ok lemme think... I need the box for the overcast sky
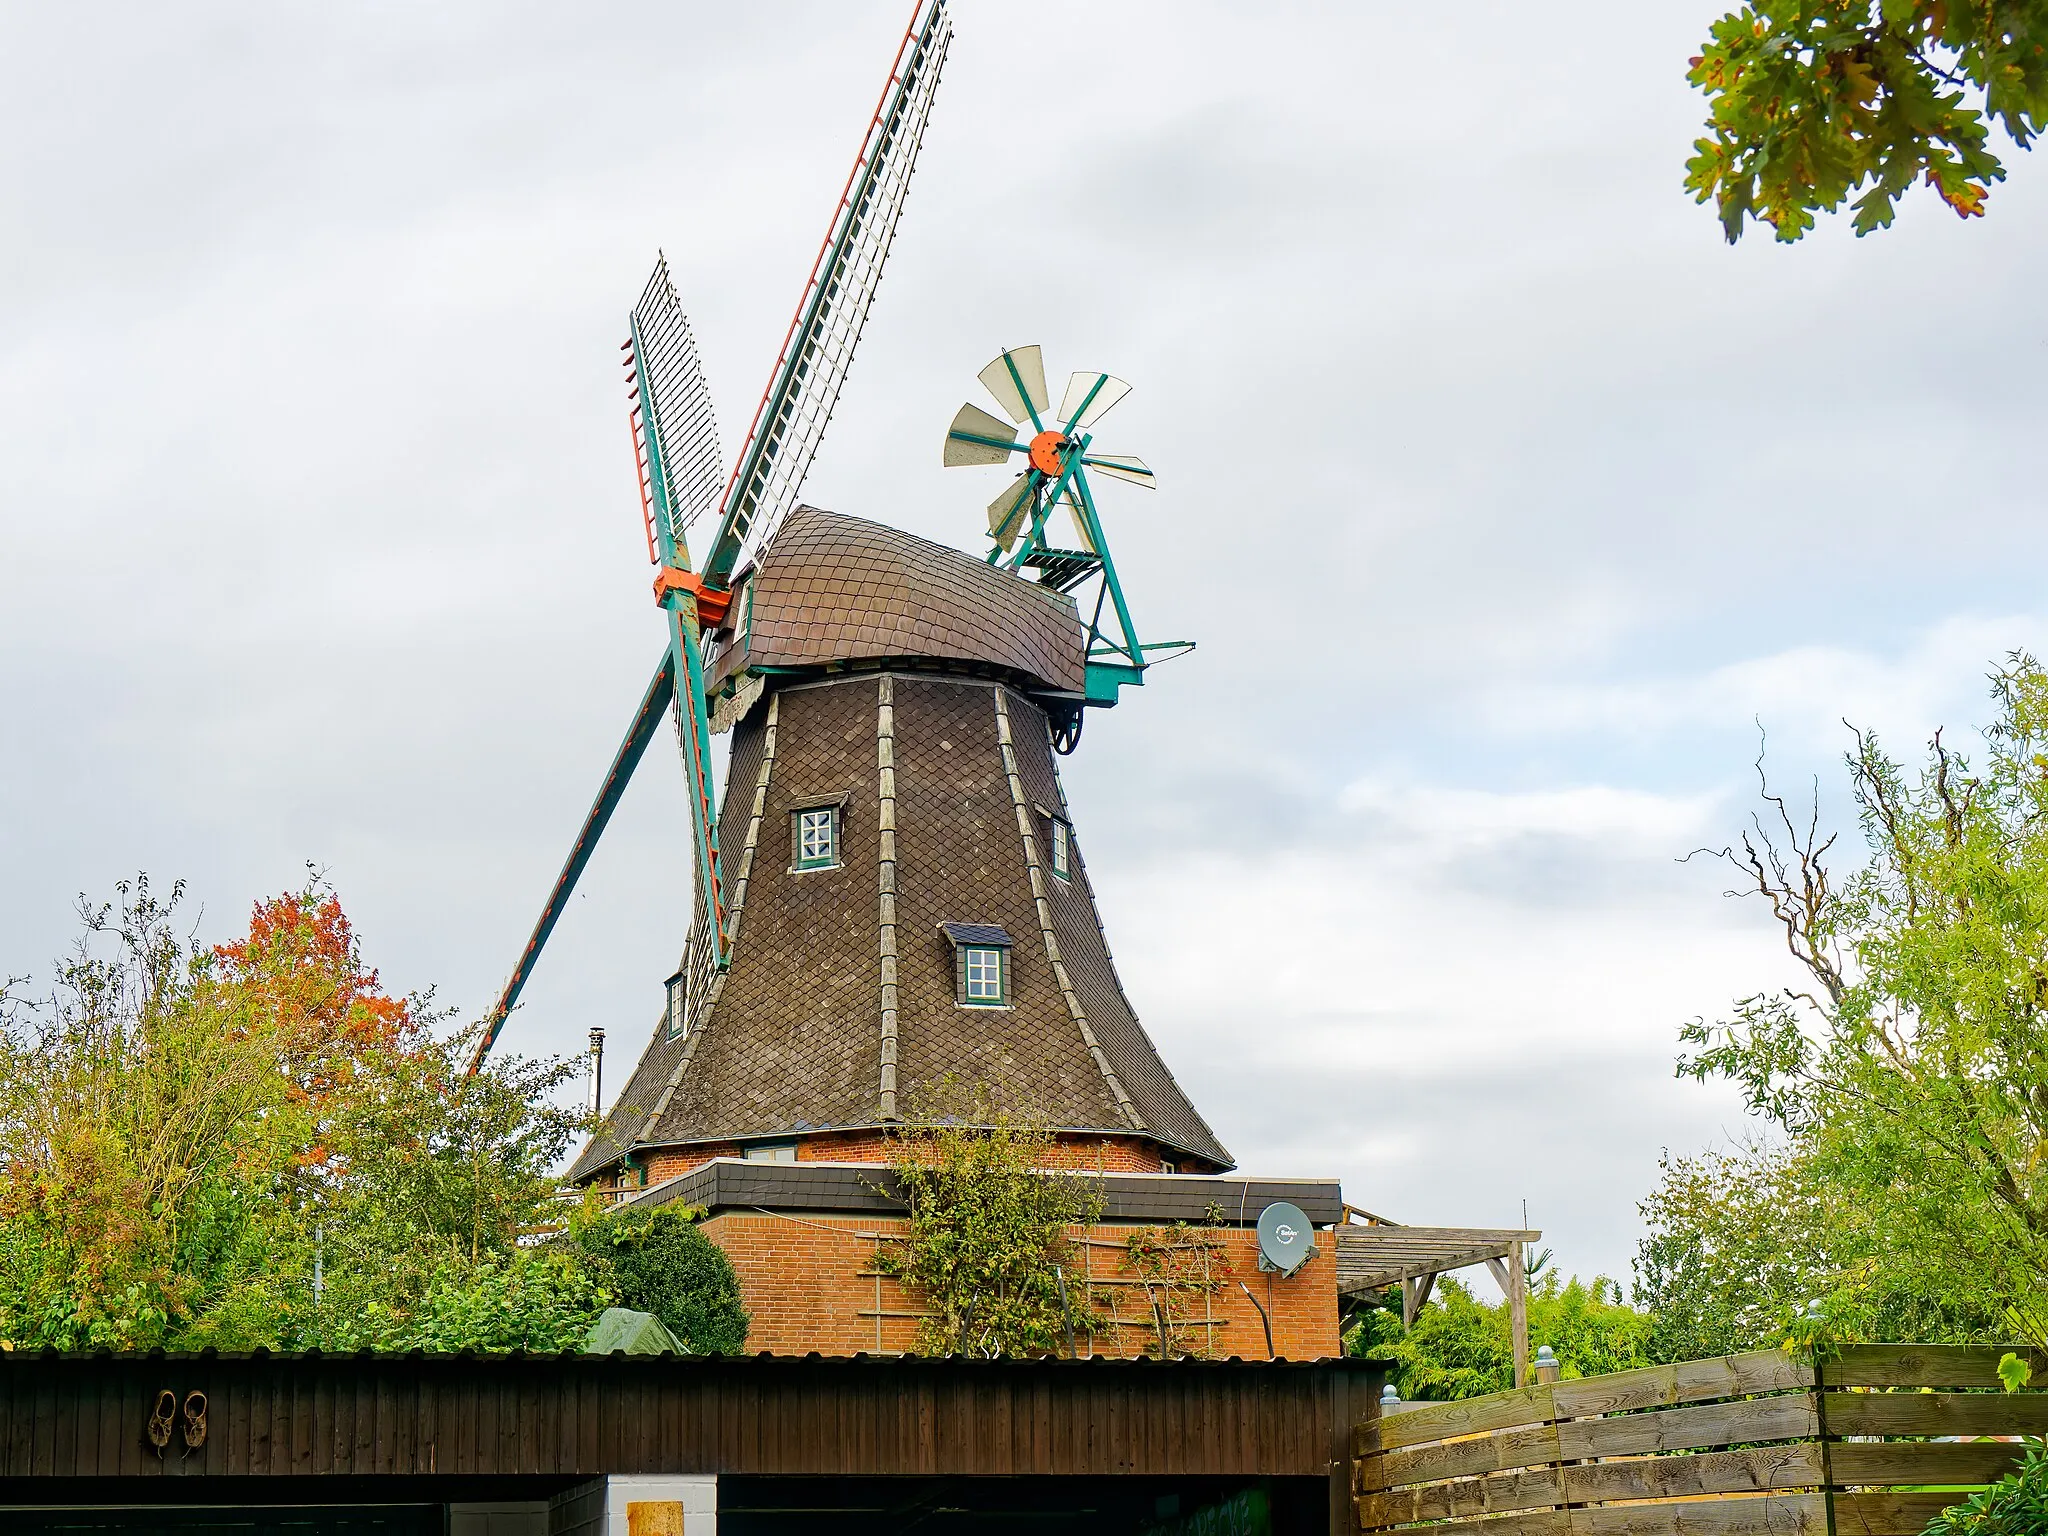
[5,1,2046,1286]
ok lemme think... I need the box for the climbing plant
[876,1097,1101,1358]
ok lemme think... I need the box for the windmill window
[942,923,1013,1007]
[962,947,1007,1005]
[793,805,840,871]
[665,968,688,1041]
[742,1141,797,1163]
[1048,816,1072,881]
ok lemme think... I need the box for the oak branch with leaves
[1687,1,2048,240]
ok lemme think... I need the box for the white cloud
[1484,615,2048,756]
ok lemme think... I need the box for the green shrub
[1925,1439,2048,1535]
[370,1247,611,1353]
[576,1204,748,1356]
[1347,1273,1652,1401]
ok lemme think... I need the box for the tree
[1634,1143,1999,1361]
[0,875,593,1352]
[875,1096,1101,1358]
[575,1203,749,1355]
[1347,1272,1651,1400]
[1678,655,2048,1344]
[1686,2,2048,242]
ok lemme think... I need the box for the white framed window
[665,969,687,1041]
[793,805,840,870]
[742,1141,797,1163]
[1049,816,1072,881]
[962,945,1007,1006]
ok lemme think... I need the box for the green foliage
[0,875,595,1353]
[1634,1144,1999,1363]
[366,1248,611,1354]
[1676,656,2048,1349]
[1346,1272,1652,1401]
[574,1203,749,1356]
[1117,1223,1234,1359]
[876,1095,1102,1358]
[1685,1,2048,241]
[1925,1439,2048,1535]
[2001,1351,2035,1392]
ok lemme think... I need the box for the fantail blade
[1081,454,1155,488]
[1059,372,1131,431]
[944,402,1019,467]
[977,345,1050,425]
[987,474,1033,551]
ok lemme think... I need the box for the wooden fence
[1353,1343,2048,1536]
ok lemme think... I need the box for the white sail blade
[1058,371,1131,431]
[630,254,725,549]
[1083,454,1156,488]
[977,345,1050,426]
[705,0,953,581]
[943,401,1018,467]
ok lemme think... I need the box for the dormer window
[1049,816,1072,881]
[941,923,1013,1008]
[792,802,841,871]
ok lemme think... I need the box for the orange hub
[1028,430,1067,477]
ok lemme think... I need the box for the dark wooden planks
[0,1352,1371,1482]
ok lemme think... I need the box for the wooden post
[1508,1242,1529,1389]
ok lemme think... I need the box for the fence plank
[1356,1501,1568,1536]
[1564,1441,1824,1503]
[1359,1421,1563,1491]
[1827,1390,2048,1438]
[1823,1343,2048,1389]
[1356,1465,1564,1524]
[1359,1383,1557,1452]
[1552,1350,1809,1418]
[1571,1494,1828,1536]
[1830,1438,2027,1486]
[1832,1492,1971,1536]
[1558,1393,1818,1458]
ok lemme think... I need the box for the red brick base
[636,1132,1198,1187]
[700,1210,1339,1361]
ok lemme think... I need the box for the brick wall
[637,1132,1183,1187]
[701,1211,1339,1361]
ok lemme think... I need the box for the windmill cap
[706,506,1087,698]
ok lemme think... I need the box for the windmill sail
[630,256,725,552]
[704,0,953,584]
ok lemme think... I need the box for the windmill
[942,346,1190,750]
[467,0,952,1073]
[472,0,1228,1201]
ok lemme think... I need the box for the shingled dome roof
[707,505,1088,694]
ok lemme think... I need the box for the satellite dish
[1256,1201,1315,1276]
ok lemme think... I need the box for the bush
[1347,1272,1652,1401]
[368,1247,611,1354]
[1925,1439,2048,1535]
[576,1204,748,1355]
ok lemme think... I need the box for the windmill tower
[477,1,1231,1187]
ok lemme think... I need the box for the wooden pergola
[1333,1207,1543,1386]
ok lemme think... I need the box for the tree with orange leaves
[0,875,590,1351]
